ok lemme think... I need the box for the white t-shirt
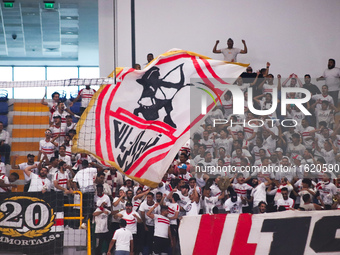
[72,167,97,192]
[154,214,170,239]
[232,183,253,207]
[139,201,157,226]
[94,208,110,233]
[95,194,111,208]
[317,181,337,205]
[113,228,133,252]
[183,201,200,216]
[224,197,242,213]
[120,210,141,234]
[203,196,219,214]
[19,162,40,183]
[251,182,267,207]
[312,94,334,108]
[323,67,340,91]
[28,173,51,192]
[59,155,72,167]
[0,175,9,192]
[276,198,294,210]
[221,47,241,62]
[112,197,126,223]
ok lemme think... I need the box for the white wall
[99,0,340,80]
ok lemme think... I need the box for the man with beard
[317,59,340,105]
[24,164,51,192]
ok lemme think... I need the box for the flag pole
[113,0,117,84]
[131,0,136,68]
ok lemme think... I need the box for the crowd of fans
[1,39,340,255]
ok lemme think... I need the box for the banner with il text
[73,49,247,187]
[0,192,64,254]
[179,211,340,255]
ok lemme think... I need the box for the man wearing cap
[120,177,138,194]
[213,38,247,62]
[178,164,192,183]
[38,129,58,161]
[224,191,243,214]
[12,154,40,192]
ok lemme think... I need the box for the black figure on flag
[133,64,187,128]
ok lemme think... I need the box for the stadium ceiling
[0,0,98,65]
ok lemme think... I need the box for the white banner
[179,211,340,255]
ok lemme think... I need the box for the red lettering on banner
[193,214,226,255]
[230,214,257,255]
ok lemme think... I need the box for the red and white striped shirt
[154,214,170,238]
[120,210,140,234]
[79,88,96,108]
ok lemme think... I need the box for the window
[0,66,13,99]
[13,67,45,99]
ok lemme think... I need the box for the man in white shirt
[224,192,243,214]
[0,172,18,192]
[115,202,142,254]
[72,160,99,228]
[317,58,340,105]
[24,164,51,193]
[147,204,173,255]
[276,187,294,210]
[12,153,40,191]
[69,85,96,115]
[93,195,111,255]
[107,219,133,255]
[0,121,10,165]
[139,192,158,254]
[316,172,337,210]
[38,129,58,161]
[250,177,271,213]
[212,38,248,62]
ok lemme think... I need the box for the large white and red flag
[72,49,247,187]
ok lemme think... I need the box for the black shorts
[153,236,170,254]
[170,224,178,239]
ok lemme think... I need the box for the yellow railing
[63,190,84,227]
[63,191,92,254]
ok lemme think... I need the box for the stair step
[13,115,49,125]
[12,129,46,138]
[12,142,39,152]
[13,102,49,112]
